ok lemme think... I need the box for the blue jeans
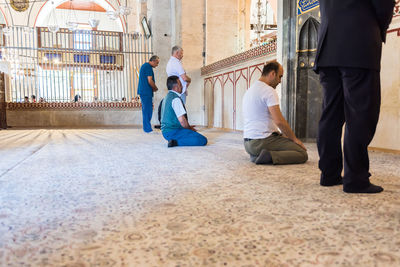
[180,92,186,104]
[162,128,207,146]
[140,95,153,133]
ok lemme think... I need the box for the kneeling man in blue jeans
[161,76,207,147]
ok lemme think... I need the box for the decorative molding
[394,0,400,17]
[201,40,277,76]
[249,63,264,84]
[369,147,400,155]
[10,0,29,12]
[7,102,141,110]
[387,27,400,36]
[297,1,400,17]
[297,0,319,15]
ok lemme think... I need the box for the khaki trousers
[244,133,308,165]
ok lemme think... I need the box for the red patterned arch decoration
[388,0,400,36]
[394,0,400,18]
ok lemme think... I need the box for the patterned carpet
[0,128,399,266]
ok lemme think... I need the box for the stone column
[0,72,7,129]
[279,0,323,140]
[150,0,173,124]
[278,0,297,123]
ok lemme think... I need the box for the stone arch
[295,17,321,140]
[0,6,8,25]
[34,0,124,32]
[298,17,319,52]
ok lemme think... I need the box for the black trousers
[317,67,381,191]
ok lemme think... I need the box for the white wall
[370,16,400,151]
[202,51,277,130]
[0,0,128,28]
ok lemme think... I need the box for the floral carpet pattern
[0,128,399,266]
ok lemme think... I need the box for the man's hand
[148,76,158,92]
[293,138,307,151]
[181,73,191,83]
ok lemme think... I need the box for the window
[74,30,93,50]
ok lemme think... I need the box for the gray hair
[149,55,159,62]
[171,45,182,55]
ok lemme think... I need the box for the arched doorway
[34,0,124,32]
[295,17,321,140]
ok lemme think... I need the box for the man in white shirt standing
[166,46,191,104]
[243,61,308,164]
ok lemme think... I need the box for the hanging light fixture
[106,10,119,20]
[47,1,60,34]
[106,4,132,22]
[119,6,132,16]
[254,0,266,45]
[48,25,60,34]
[88,18,100,28]
[66,0,78,31]
[249,0,277,47]
[66,21,78,31]
[88,1,100,29]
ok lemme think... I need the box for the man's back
[161,91,185,133]
[166,57,187,93]
[138,62,154,96]
[316,0,394,71]
[242,80,279,139]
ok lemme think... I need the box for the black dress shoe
[168,140,178,147]
[343,183,384,194]
[320,177,343,187]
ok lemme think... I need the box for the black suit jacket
[315,0,395,72]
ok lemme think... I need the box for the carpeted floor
[0,128,399,266]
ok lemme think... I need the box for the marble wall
[370,16,400,151]
[7,109,142,127]
[150,0,256,126]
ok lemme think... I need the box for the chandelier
[88,18,100,28]
[254,0,267,44]
[251,0,276,47]
[65,0,78,31]
[107,5,132,20]
[88,1,100,29]
[47,1,59,33]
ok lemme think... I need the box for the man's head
[171,45,183,60]
[167,75,183,93]
[261,61,284,89]
[149,55,160,68]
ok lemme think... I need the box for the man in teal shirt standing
[138,55,159,133]
[161,76,207,147]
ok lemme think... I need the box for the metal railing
[1,26,152,103]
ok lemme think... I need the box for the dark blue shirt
[137,62,155,96]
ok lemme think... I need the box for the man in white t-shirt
[243,61,308,165]
[160,76,207,147]
[166,46,191,104]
